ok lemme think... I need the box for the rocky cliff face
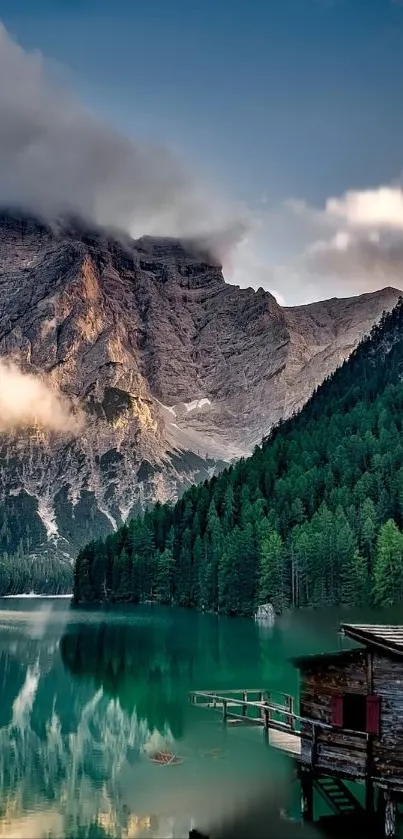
[0,212,399,566]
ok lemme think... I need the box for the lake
[0,599,402,839]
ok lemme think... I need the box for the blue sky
[1,0,403,303]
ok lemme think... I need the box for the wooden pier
[189,623,403,838]
[189,688,301,756]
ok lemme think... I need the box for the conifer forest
[74,300,403,616]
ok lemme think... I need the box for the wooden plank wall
[372,653,403,780]
[299,650,367,774]
[300,650,367,718]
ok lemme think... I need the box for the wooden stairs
[315,776,364,817]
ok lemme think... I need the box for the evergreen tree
[373,519,403,607]
[258,528,285,614]
[155,548,173,604]
[73,299,403,615]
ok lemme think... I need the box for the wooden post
[310,725,318,769]
[300,770,313,822]
[286,694,294,731]
[378,787,385,828]
[366,651,375,817]
[222,700,227,723]
[366,778,374,815]
[242,691,247,717]
[366,732,373,811]
[383,789,397,839]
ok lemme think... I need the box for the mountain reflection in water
[0,599,395,838]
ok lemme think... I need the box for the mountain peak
[0,210,399,573]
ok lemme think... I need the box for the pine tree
[343,549,369,607]
[177,527,192,606]
[218,529,240,614]
[237,523,258,615]
[192,535,204,605]
[359,498,377,563]
[333,506,357,603]
[200,502,222,611]
[258,528,285,614]
[222,484,235,532]
[373,519,403,607]
[155,548,173,604]
[116,549,133,601]
[91,542,107,600]
[76,547,92,602]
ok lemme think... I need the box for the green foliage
[0,551,72,596]
[373,519,403,607]
[74,298,403,614]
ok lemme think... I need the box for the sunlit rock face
[0,211,399,568]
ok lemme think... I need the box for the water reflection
[60,620,188,739]
[0,599,388,838]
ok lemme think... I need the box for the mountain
[0,211,399,582]
[73,300,403,614]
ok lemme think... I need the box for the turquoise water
[0,598,400,838]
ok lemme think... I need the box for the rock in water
[255,603,276,624]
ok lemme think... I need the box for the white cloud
[223,227,286,305]
[281,184,403,299]
[307,230,352,255]
[325,186,403,230]
[1,22,401,306]
[0,360,83,435]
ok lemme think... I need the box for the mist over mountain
[0,211,398,586]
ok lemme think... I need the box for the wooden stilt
[242,691,247,717]
[377,787,385,834]
[384,789,397,839]
[366,778,374,814]
[300,771,313,823]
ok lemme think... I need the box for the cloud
[325,186,403,230]
[305,231,403,284]
[223,218,286,305]
[282,184,403,298]
[0,360,84,435]
[0,23,245,250]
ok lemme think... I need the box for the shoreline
[2,593,73,599]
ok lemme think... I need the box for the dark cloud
[0,24,244,247]
[305,232,403,287]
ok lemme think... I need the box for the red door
[331,694,343,727]
[366,695,381,736]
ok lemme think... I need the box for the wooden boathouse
[189,623,403,838]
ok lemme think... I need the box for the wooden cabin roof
[341,624,403,656]
[290,648,360,668]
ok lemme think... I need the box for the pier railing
[189,690,386,833]
[189,689,370,764]
[189,688,297,734]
